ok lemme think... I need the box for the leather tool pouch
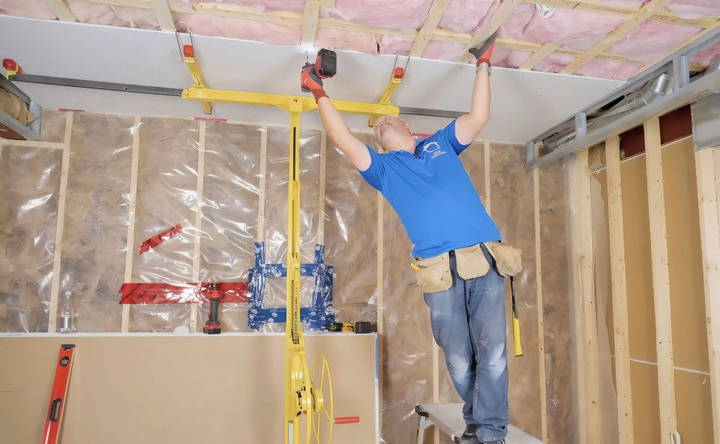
[411,253,452,293]
[486,242,523,277]
[454,243,490,280]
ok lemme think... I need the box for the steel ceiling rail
[525,26,720,168]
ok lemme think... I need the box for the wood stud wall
[49,0,720,76]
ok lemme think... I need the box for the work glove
[468,31,497,67]
[300,64,328,102]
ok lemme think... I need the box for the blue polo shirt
[359,120,500,258]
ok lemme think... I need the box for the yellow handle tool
[510,277,523,357]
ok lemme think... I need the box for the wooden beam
[519,43,559,70]
[695,147,720,444]
[320,0,335,8]
[458,0,521,62]
[532,155,549,442]
[45,0,77,22]
[48,112,74,333]
[605,136,635,444]
[301,0,321,46]
[190,120,207,333]
[151,0,176,31]
[121,116,141,333]
[257,127,268,243]
[0,140,65,149]
[410,0,450,57]
[568,149,600,444]
[317,131,327,244]
[561,0,672,74]
[643,116,678,443]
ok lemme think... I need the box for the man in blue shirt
[302,38,507,444]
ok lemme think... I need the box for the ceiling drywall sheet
[0,15,624,143]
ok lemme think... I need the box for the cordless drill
[203,282,222,335]
[300,49,337,101]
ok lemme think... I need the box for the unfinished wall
[0,109,572,443]
[593,138,713,443]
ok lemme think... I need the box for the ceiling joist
[410,0,451,57]
[459,0,522,62]
[151,0,176,32]
[519,43,560,70]
[301,0,322,45]
[45,0,77,22]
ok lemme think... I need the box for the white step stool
[415,403,542,443]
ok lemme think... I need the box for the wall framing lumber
[0,140,65,149]
[317,131,327,245]
[410,0,450,57]
[568,149,600,444]
[121,116,142,333]
[695,147,720,444]
[257,127,268,243]
[605,135,635,444]
[47,112,74,333]
[45,0,77,22]
[189,120,207,333]
[643,116,678,443]
[151,0,176,32]
[532,156,549,442]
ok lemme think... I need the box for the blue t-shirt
[359,120,500,258]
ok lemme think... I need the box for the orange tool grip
[335,416,360,424]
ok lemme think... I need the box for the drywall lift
[525,26,720,168]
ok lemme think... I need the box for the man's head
[374,115,415,153]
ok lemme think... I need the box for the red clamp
[138,224,182,255]
[2,58,22,74]
[182,44,194,58]
[393,67,405,80]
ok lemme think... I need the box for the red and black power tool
[301,48,337,92]
[203,282,222,335]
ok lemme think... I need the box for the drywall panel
[662,137,709,372]
[0,333,377,444]
[0,16,624,143]
[620,155,657,362]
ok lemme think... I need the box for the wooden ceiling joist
[45,0,77,22]
[458,0,522,62]
[302,0,322,45]
[518,43,559,70]
[560,0,673,74]
[152,0,176,32]
[410,0,451,57]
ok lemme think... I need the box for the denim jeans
[423,245,508,442]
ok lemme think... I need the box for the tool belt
[411,242,522,294]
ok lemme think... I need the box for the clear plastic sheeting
[59,113,135,332]
[0,145,62,332]
[200,122,262,332]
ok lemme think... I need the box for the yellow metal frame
[180,53,400,444]
[368,73,404,127]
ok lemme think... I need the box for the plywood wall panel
[630,361,661,444]
[675,369,713,443]
[620,156,658,362]
[662,138,709,372]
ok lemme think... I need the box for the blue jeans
[423,245,508,442]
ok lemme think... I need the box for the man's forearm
[469,64,490,125]
[317,97,353,145]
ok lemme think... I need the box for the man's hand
[300,64,328,102]
[468,32,497,67]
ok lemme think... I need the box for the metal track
[525,26,720,168]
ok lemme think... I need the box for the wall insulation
[0,109,573,443]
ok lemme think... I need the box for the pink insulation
[610,21,701,64]
[316,28,378,54]
[66,1,160,30]
[0,0,57,19]
[184,14,301,45]
[217,0,306,12]
[666,0,720,19]
[328,0,433,30]
[503,6,626,51]
[692,40,720,66]
[438,0,498,34]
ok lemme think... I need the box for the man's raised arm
[456,34,495,145]
[301,65,371,171]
